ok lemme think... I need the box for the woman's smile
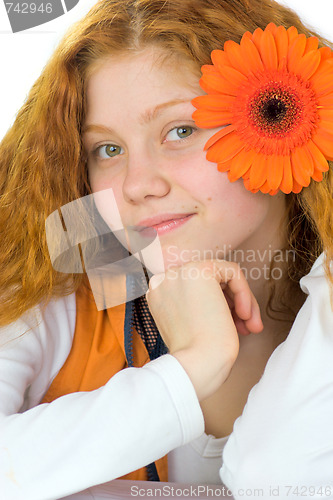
[135,213,196,237]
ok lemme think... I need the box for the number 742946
[5,3,53,14]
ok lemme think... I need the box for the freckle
[194,206,198,208]
[207,197,212,201]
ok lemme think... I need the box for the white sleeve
[220,253,333,498]
[0,300,204,500]
[168,432,227,484]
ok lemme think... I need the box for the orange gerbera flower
[192,23,333,195]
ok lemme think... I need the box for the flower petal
[317,120,333,136]
[251,28,264,52]
[305,36,319,54]
[312,129,333,160]
[259,180,272,194]
[293,50,321,80]
[217,160,231,172]
[217,160,233,173]
[201,64,218,74]
[249,154,268,189]
[292,179,303,194]
[240,35,264,74]
[243,177,259,193]
[265,23,278,36]
[204,125,235,150]
[228,167,252,184]
[267,154,284,190]
[310,57,333,76]
[306,139,330,173]
[290,148,312,186]
[318,111,333,130]
[310,49,333,81]
[319,47,333,63]
[224,40,249,75]
[274,25,289,65]
[192,109,233,127]
[310,66,333,96]
[287,26,298,44]
[192,94,235,111]
[220,66,247,88]
[242,31,253,41]
[311,57,333,80]
[311,169,323,182]
[288,34,307,73]
[318,95,333,107]
[259,29,278,70]
[228,148,257,181]
[211,50,230,73]
[206,133,244,163]
[200,73,237,96]
[279,155,293,194]
[296,145,314,175]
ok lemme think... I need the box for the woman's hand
[146,260,263,401]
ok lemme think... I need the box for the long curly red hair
[0,0,332,327]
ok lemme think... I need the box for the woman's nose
[122,154,171,203]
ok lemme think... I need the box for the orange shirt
[42,281,168,481]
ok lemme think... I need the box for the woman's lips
[137,214,195,237]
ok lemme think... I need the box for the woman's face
[84,48,286,270]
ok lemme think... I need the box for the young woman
[0,0,332,499]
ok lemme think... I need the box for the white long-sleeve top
[0,253,332,500]
[0,298,205,499]
[220,252,333,497]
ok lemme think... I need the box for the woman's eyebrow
[83,98,192,134]
[83,124,116,135]
[139,98,192,125]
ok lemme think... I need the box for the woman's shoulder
[299,251,332,292]
[268,251,333,366]
[221,252,333,489]
[0,293,77,411]
[0,292,76,348]
[298,251,333,324]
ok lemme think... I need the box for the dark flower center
[248,83,303,137]
[262,97,287,122]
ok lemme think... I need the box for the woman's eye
[95,144,124,159]
[165,126,195,142]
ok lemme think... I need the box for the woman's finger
[224,286,263,335]
[211,260,263,332]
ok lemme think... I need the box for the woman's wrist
[172,343,238,401]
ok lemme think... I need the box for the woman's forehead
[85,46,201,89]
[84,49,203,121]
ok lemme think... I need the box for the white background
[0,0,332,140]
